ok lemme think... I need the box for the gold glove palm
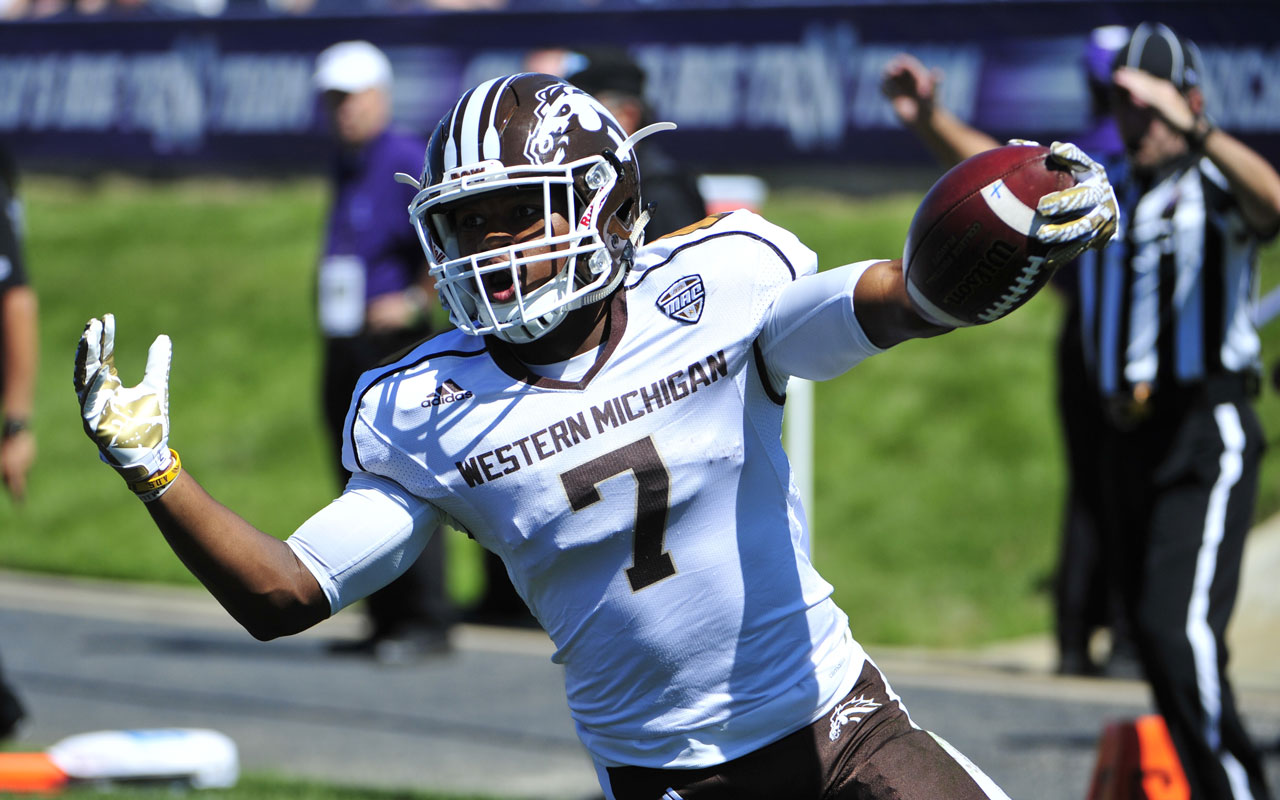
[74,314,173,484]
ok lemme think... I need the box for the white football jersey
[331,210,868,768]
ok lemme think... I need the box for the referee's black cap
[1113,22,1206,91]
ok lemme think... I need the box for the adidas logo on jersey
[421,379,473,407]
[657,275,705,324]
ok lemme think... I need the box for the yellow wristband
[128,449,182,501]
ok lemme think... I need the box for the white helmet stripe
[442,86,473,173]
[482,74,521,160]
[457,77,503,167]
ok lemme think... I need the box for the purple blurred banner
[1,2,1277,174]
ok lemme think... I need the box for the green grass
[3,176,1280,648]
[0,175,487,602]
[768,190,1070,643]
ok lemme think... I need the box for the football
[903,144,1077,326]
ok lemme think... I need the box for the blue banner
[1,3,1277,174]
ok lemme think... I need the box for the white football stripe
[906,278,974,328]
[980,179,1039,236]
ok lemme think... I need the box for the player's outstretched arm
[853,258,954,349]
[73,314,328,640]
[146,471,329,640]
[761,143,1118,372]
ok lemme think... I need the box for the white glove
[1007,139,1120,267]
[74,314,179,501]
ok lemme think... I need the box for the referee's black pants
[1099,379,1272,800]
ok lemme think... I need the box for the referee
[2,143,35,738]
[884,22,1280,798]
[1078,23,1280,800]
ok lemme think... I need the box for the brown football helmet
[399,72,669,344]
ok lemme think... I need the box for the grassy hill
[4,175,1279,648]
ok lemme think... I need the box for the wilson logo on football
[657,275,705,324]
[422,379,473,408]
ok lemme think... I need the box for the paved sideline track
[2,518,1279,799]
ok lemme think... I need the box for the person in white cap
[312,40,453,663]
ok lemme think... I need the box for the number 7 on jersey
[559,436,677,592]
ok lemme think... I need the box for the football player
[74,73,1115,799]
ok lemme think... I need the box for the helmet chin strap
[577,236,636,309]
[611,122,672,252]
[629,207,651,248]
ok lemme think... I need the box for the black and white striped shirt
[1077,154,1263,397]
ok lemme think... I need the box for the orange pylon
[1086,715,1190,800]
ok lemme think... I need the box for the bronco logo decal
[525,84,624,166]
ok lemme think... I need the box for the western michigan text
[454,350,728,487]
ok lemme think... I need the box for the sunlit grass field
[4,174,1280,648]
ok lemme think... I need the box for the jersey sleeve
[1200,157,1276,243]
[757,260,886,384]
[286,471,443,614]
[653,209,819,338]
[686,212,885,385]
[739,212,819,343]
[735,209,818,289]
[339,352,429,486]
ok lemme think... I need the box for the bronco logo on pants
[829,696,881,741]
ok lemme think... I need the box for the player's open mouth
[484,270,517,303]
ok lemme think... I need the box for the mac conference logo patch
[657,275,705,324]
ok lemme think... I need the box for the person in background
[0,658,21,740]
[1,145,35,505]
[887,23,1280,799]
[567,49,708,240]
[1046,25,1138,679]
[1,142,36,739]
[313,40,453,662]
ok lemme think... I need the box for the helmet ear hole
[616,197,635,223]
